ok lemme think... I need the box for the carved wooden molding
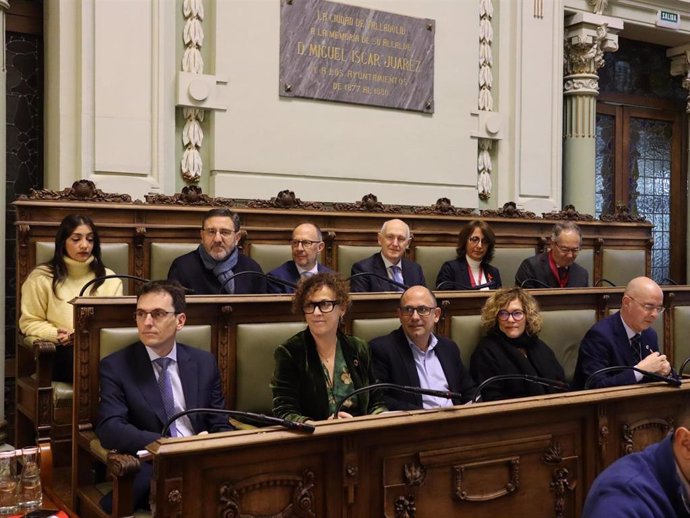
[542,442,563,464]
[403,460,427,487]
[107,451,141,477]
[543,204,594,221]
[549,467,576,518]
[453,456,519,502]
[218,469,315,518]
[412,197,476,216]
[77,307,94,417]
[481,202,537,219]
[622,418,674,455]
[394,494,417,518]
[600,203,648,223]
[20,180,132,203]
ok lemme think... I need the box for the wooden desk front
[148,383,690,518]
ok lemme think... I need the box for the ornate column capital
[563,13,622,95]
[667,43,690,112]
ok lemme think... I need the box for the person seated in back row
[514,221,588,288]
[168,208,266,294]
[350,219,425,292]
[436,220,502,290]
[267,222,334,294]
[370,285,476,410]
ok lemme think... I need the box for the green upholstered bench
[539,309,596,383]
[673,306,690,371]
[602,249,646,286]
[352,318,400,343]
[492,247,534,288]
[248,244,294,274]
[149,242,198,280]
[414,246,456,289]
[336,245,380,277]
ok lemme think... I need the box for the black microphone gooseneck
[435,280,496,291]
[583,366,682,390]
[161,408,315,437]
[347,272,408,291]
[662,277,679,286]
[264,274,298,290]
[518,278,552,289]
[221,270,296,290]
[594,278,616,287]
[472,374,570,403]
[79,274,151,297]
[333,382,464,418]
[679,358,690,377]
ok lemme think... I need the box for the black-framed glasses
[468,236,488,245]
[303,300,339,314]
[399,305,436,317]
[290,239,321,249]
[628,295,665,314]
[497,310,525,321]
[134,309,177,322]
[553,242,580,254]
[202,228,235,239]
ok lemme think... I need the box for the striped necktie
[154,357,178,437]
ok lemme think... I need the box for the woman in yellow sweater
[19,214,123,382]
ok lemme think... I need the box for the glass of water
[18,446,41,512]
[0,450,18,515]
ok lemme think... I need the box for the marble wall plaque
[280,0,435,113]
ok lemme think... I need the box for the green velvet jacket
[271,328,387,423]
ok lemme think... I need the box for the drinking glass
[18,446,41,512]
[0,450,18,516]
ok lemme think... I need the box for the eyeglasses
[134,309,177,321]
[303,300,339,314]
[381,234,410,244]
[290,239,321,249]
[497,310,525,321]
[628,295,665,314]
[553,243,580,254]
[468,236,488,245]
[399,305,436,317]
[202,228,235,239]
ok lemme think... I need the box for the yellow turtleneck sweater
[19,256,123,341]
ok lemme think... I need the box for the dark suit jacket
[96,342,232,455]
[573,312,659,389]
[435,256,502,290]
[266,261,334,294]
[514,252,589,288]
[168,249,266,294]
[350,253,425,292]
[271,329,387,422]
[369,327,476,409]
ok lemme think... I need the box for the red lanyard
[548,253,568,288]
[467,264,483,288]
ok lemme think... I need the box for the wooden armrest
[21,335,57,356]
[107,451,141,478]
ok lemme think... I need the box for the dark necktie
[557,266,568,281]
[630,333,642,364]
[390,265,404,292]
[154,357,178,437]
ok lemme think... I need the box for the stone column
[562,12,622,213]
[0,0,9,441]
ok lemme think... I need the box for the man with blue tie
[96,280,231,513]
[267,222,333,293]
[350,218,426,292]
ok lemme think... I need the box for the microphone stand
[583,366,682,390]
[79,274,151,297]
[473,374,570,403]
[518,278,553,289]
[161,408,315,436]
[347,272,408,291]
[680,358,690,377]
[334,382,464,417]
[435,280,495,291]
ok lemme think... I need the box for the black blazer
[435,256,502,290]
[350,253,425,292]
[96,342,232,455]
[266,261,334,294]
[514,252,588,288]
[369,327,476,409]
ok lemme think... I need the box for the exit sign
[657,9,680,29]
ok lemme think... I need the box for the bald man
[350,219,426,292]
[583,410,690,517]
[573,276,672,389]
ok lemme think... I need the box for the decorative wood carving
[134,226,146,279]
[145,185,235,206]
[394,495,417,518]
[412,197,476,216]
[542,442,563,464]
[246,190,322,210]
[107,451,141,477]
[403,460,427,487]
[218,469,316,518]
[598,405,609,462]
[600,203,648,223]
[622,418,674,455]
[77,307,94,413]
[17,223,30,279]
[481,202,537,219]
[181,0,205,182]
[20,180,132,202]
[543,204,594,221]
[549,467,576,518]
[453,456,519,502]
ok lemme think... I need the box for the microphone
[594,278,616,287]
[518,278,552,289]
[264,274,298,290]
[347,272,408,291]
[78,274,152,297]
[583,366,682,390]
[161,408,315,436]
[680,358,690,377]
[472,374,569,403]
[333,382,464,417]
[218,270,296,292]
[435,280,496,291]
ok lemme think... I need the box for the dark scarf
[198,244,239,294]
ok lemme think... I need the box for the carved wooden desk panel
[147,383,690,518]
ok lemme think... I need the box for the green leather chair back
[492,247,534,288]
[99,325,212,359]
[149,242,198,280]
[450,315,484,365]
[336,245,380,277]
[249,244,294,274]
[414,246,457,289]
[539,309,596,383]
[352,318,400,342]
[673,306,690,371]
[602,249,646,286]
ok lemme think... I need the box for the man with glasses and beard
[267,222,334,294]
[168,208,266,294]
[369,285,476,410]
[514,221,589,288]
[573,276,673,389]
